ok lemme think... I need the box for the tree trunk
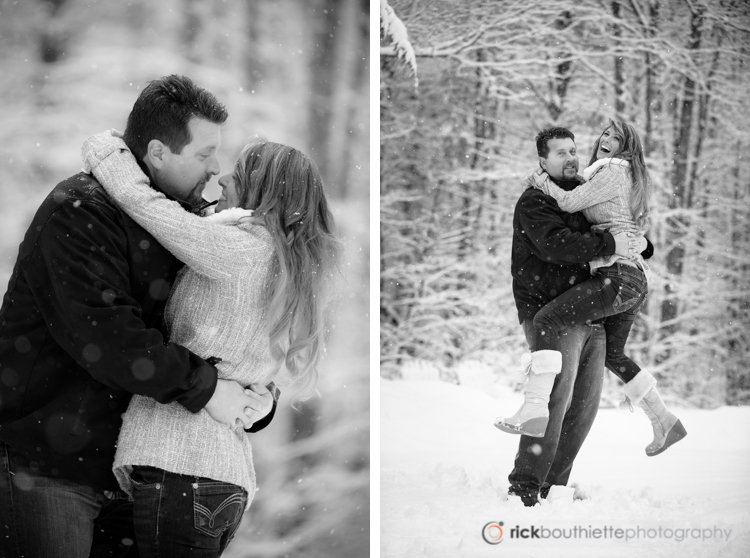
[327,0,368,200]
[244,0,265,83]
[688,41,721,209]
[462,49,492,258]
[612,1,626,118]
[661,4,704,332]
[547,11,574,120]
[643,0,660,154]
[307,0,367,199]
[38,0,68,63]
[308,0,339,196]
[181,0,203,63]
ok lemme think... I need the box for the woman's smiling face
[596,126,622,160]
[215,172,241,212]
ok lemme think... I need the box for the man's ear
[146,140,168,170]
[539,157,548,172]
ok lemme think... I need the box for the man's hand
[239,383,275,429]
[204,379,259,429]
[613,232,646,258]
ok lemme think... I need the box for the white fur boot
[623,369,687,456]
[494,350,562,437]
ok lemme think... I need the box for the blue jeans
[533,263,648,383]
[508,321,605,498]
[130,466,247,557]
[0,442,138,558]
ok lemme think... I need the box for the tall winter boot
[494,350,562,437]
[623,369,687,456]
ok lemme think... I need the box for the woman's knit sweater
[529,158,645,273]
[82,132,278,501]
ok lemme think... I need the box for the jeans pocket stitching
[193,487,244,537]
[613,292,636,312]
[195,494,244,529]
[225,495,247,544]
[613,281,642,312]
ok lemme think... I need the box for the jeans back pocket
[193,481,246,538]
[612,278,644,313]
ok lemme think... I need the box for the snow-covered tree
[381,0,750,406]
[380,0,417,84]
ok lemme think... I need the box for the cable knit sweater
[81,131,278,501]
[529,158,646,273]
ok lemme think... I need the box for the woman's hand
[205,379,258,429]
[237,383,275,429]
[627,232,647,258]
[613,232,646,258]
[524,170,551,195]
[81,129,129,174]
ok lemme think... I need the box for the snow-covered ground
[381,377,750,558]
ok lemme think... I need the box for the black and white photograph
[3,0,750,556]
[380,1,750,557]
[0,1,369,556]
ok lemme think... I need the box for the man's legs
[545,324,605,488]
[0,442,136,558]
[507,321,589,503]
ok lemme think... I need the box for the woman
[82,131,340,556]
[495,120,686,457]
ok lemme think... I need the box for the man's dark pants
[0,442,138,558]
[508,320,605,500]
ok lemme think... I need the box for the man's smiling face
[540,137,579,181]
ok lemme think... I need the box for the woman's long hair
[588,119,652,232]
[233,138,341,400]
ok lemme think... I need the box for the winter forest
[0,0,369,556]
[380,0,750,408]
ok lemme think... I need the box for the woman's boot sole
[494,416,548,438]
[646,419,687,457]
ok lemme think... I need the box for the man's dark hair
[535,127,575,158]
[123,75,228,160]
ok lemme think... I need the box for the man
[504,127,650,506]
[0,75,275,557]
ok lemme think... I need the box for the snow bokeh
[0,1,369,555]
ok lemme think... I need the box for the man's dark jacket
[511,175,652,324]
[0,172,274,491]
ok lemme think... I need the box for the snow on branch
[380,0,418,85]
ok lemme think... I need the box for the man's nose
[207,155,221,176]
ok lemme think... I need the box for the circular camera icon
[482,521,504,545]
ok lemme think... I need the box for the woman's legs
[622,368,688,455]
[602,281,646,383]
[498,266,635,437]
[535,264,650,386]
[533,264,645,338]
[130,466,247,558]
[577,269,686,455]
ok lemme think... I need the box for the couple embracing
[495,123,687,506]
[0,75,341,556]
